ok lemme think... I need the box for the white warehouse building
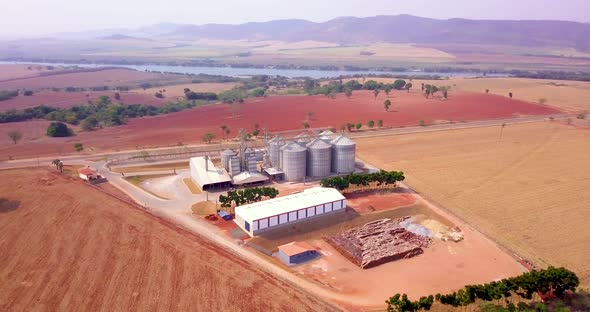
[234,187,346,237]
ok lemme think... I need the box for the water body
[0,61,504,79]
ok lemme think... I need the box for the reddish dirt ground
[0,91,168,111]
[0,68,188,90]
[0,168,336,311]
[0,91,559,159]
[345,191,417,213]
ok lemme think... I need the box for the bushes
[0,90,18,101]
[320,170,405,191]
[386,267,580,312]
[219,187,279,208]
[184,89,218,101]
[46,122,72,137]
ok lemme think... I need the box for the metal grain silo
[280,142,307,181]
[294,133,311,146]
[220,149,236,172]
[331,135,356,174]
[268,136,285,169]
[306,138,332,177]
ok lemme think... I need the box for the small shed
[276,241,319,266]
[78,167,100,181]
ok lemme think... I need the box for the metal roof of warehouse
[189,156,231,186]
[236,187,345,222]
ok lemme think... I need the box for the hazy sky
[1,0,588,36]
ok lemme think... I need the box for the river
[0,61,504,79]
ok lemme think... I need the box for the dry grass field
[0,64,58,80]
[337,76,590,112]
[0,168,335,311]
[356,121,590,287]
[139,82,239,97]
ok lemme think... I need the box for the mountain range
[81,15,590,52]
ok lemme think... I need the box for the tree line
[219,186,279,208]
[386,266,580,312]
[320,170,405,191]
[0,96,202,129]
[303,79,413,97]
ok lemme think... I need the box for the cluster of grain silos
[266,131,356,182]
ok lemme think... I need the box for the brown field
[0,91,168,111]
[140,82,239,97]
[0,168,335,311]
[335,76,590,112]
[356,121,590,287]
[0,91,559,159]
[0,68,188,90]
[0,64,59,80]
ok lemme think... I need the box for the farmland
[0,67,189,90]
[335,76,590,112]
[0,90,559,159]
[0,168,336,311]
[355,121,590,287]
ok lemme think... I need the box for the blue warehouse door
[245,221,250,232]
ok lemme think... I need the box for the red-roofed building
[276,241,319,265]
[78,167,101,181]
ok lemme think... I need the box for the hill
[163,15,590,51]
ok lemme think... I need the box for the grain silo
[268,136,285,169]
[331,135,356,174]
[294,133,311,146]
[247,155,258,172]
[229,156,241,176]
[280,142,307,181]
[220,149,236,172]
[306,138,332,177]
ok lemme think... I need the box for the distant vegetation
[0,96,204,130]
[386,266,580,312]
[0,90,19,101]
[303,78,412,96]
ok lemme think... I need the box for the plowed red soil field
[0,91,168,110]
[0,168,335,311]
[0,91,559,159]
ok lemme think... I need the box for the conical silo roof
[281,141,307,152]
[306,138,332,149]
[331,135,355,146]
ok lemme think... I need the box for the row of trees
[386,266,580,312]
[183,88,219,101]
[320,170,405,191]
[219,186,279,208]
[342,119,384,132]
[0,90,18,101]
[303,79,413,97]
[421,84,451,99]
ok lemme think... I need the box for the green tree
[303,122,310,129]
[404,83,413,93]
[355,123,362,130]
[392,79,406,90]
[23,90,34,96]
[373,89,381,100]
[202,133,215,144]
[384,99,392,111]
[509,92,513,98]
[74,143,84,152]
[345,88,353,99]
[367,120,375,128]
[51,159,63,172]
[7,130,22,144]
[46,122,72,137]
[378,119,383,127]
[384,85,393,97]
[251,88,266,97]
[80,116,99,131]
[114,92,121,100]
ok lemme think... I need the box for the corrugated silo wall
[282,148,307,181]
[307,146,332,177]
[332,144,356,173]
[269,142,282,169]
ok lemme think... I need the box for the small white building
[189,156,232,191]
[78,167,100,181]
[234,187,346,237]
